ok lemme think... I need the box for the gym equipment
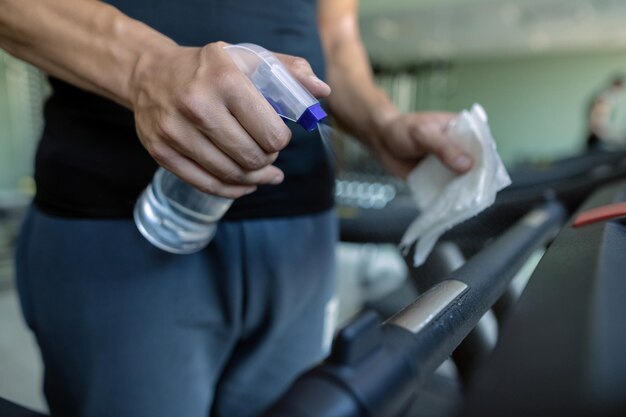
[338,149,626,249]
[4,183,626,417]
[460,180,626,417]
[262,201,565,417]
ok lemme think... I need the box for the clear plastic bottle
[133,168,233,254]
[134,43,327,254]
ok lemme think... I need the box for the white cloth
[401,104,511,267]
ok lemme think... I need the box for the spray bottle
[134,43,328,254]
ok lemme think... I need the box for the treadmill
[3,183,626,416]
[460,180,626,417]
[3,156,626,417]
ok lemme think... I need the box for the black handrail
[263,200,566,417]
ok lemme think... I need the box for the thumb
[417,128,474,174]
[440,141,473,174]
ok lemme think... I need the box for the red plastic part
[573,202,626,228]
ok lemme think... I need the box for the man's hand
[319,0,473,180]
[374,111,473,179]
[0,0,331,198]
[130,42,331,198]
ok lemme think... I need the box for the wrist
[368,98,401,152]
[111,12,177,109]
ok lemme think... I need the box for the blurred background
[1,0,625,413]
[361,0,626,164]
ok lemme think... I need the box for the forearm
[320,10,399,150]
[319,0,471,177]
[0,0,175,108]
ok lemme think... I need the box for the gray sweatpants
[15,207,337,417]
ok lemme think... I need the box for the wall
[445,50,626,166]
[0,52,45,193]
[0,55,13,190]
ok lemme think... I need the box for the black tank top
[34,0,334,220]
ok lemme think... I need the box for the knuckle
[221,167,246,184]
[156,114,180,139]
[215,70,240,94]
[291,57,310,71]
[210,41,228,51]
[241,152,268,170]
[200,43,225,67]
[150,145,174,167]
[265,126,291,152]
[175,88,205,122]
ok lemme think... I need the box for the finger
[150,145,258,199]
[222,76,294,154]
[409,115,473,174]
[275,53,331,98]
[166,122,285,186]
[180,49,291,158]
[187,99,279,171]
[430,136,473,174]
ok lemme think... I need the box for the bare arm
[0,0,330,197]
[319,0,472,178]
[0,0,170,108]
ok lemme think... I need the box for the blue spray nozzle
[297,103,328,132]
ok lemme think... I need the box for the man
[0,0,472,416]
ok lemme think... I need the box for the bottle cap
[297,103,328,132]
